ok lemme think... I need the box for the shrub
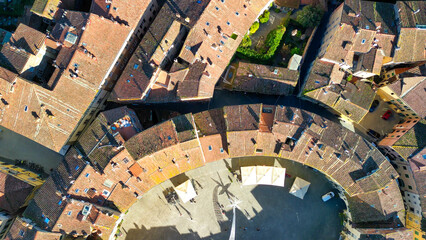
[274,8,281,13]
[237,26,286,62]
[240,35,252,48]
[296,5,323,28]
[249,21,259,35]
[259,10,270,24]
[290,47,301,55]
[296,30,302,38]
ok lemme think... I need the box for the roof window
[85,173,90,177]
[361,39,366,44]
[44,217,50,224]
[206,22,210,26]
[208,145,212,151]
[220,148,224,153]
[75,189,79,193]
[235,12,239,16]
[227,21,231,26]
[58,200,62,205]
[133,64,139,69]
[67,211,72,216]
[197,0,201,3]
[24,105,28,112]
[75,165,80,170]
[19,230,24,237]
[84,188,89,193]
[365,25,369,29]
[215,6,219,11]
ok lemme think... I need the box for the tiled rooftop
[393,28,426,63]
[0,13,132,152]
[224,104,261,131]
[0,171,35,214]
[341,0,396,35]
[397,1,426,28]
[393,119,426,159]
[3,217,62,240]
[231,62,298,95]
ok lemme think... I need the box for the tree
[290,47,301,55]
[249,21,259,35]
[296,5,323,28]
[240,35,252,48]
[259,10,270,24]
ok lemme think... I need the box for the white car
[322,192,335,202]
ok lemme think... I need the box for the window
[19,230,24,237]
[227,21,230,26]
[167,136,172,140]
[85,173,90,177]
[75,165,80,170]
[220,148,224,153]
[361,39,366,44]
[208,145,212,151]
[44,217,50,224]
[24,105,28,112]
[84,188,89,193]
[220,40,225,45]
[102,190,110,196]
[221,0,225,2]
[58,200,62,205]
[365,25,370,29]
[206,22,210,26]
[75,189,79,193]
[67,211,72,216]
[133,64,139,69]
[215,6,219,10]
[197,0,201,3]
[123,157,129,164]
[235,12,239,16]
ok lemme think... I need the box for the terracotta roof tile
[394,28,426,63]
[9,24,46,55]
[4,217,62,240]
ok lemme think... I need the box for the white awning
[289,177,311,199]
[174,180,197,203]
[241,166,286,187]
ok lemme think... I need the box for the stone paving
[118,157,346,240]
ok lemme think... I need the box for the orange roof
[129,163,143,176]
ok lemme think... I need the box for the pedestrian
[243,227,247,231]
[256,228,260,231]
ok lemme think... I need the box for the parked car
[382,110,392,120]
[322,192,335,202]
[369,100,380,112]
[367,129,381,139]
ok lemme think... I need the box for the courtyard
[118,157,346,240]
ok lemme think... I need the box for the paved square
[119,157,345,240]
